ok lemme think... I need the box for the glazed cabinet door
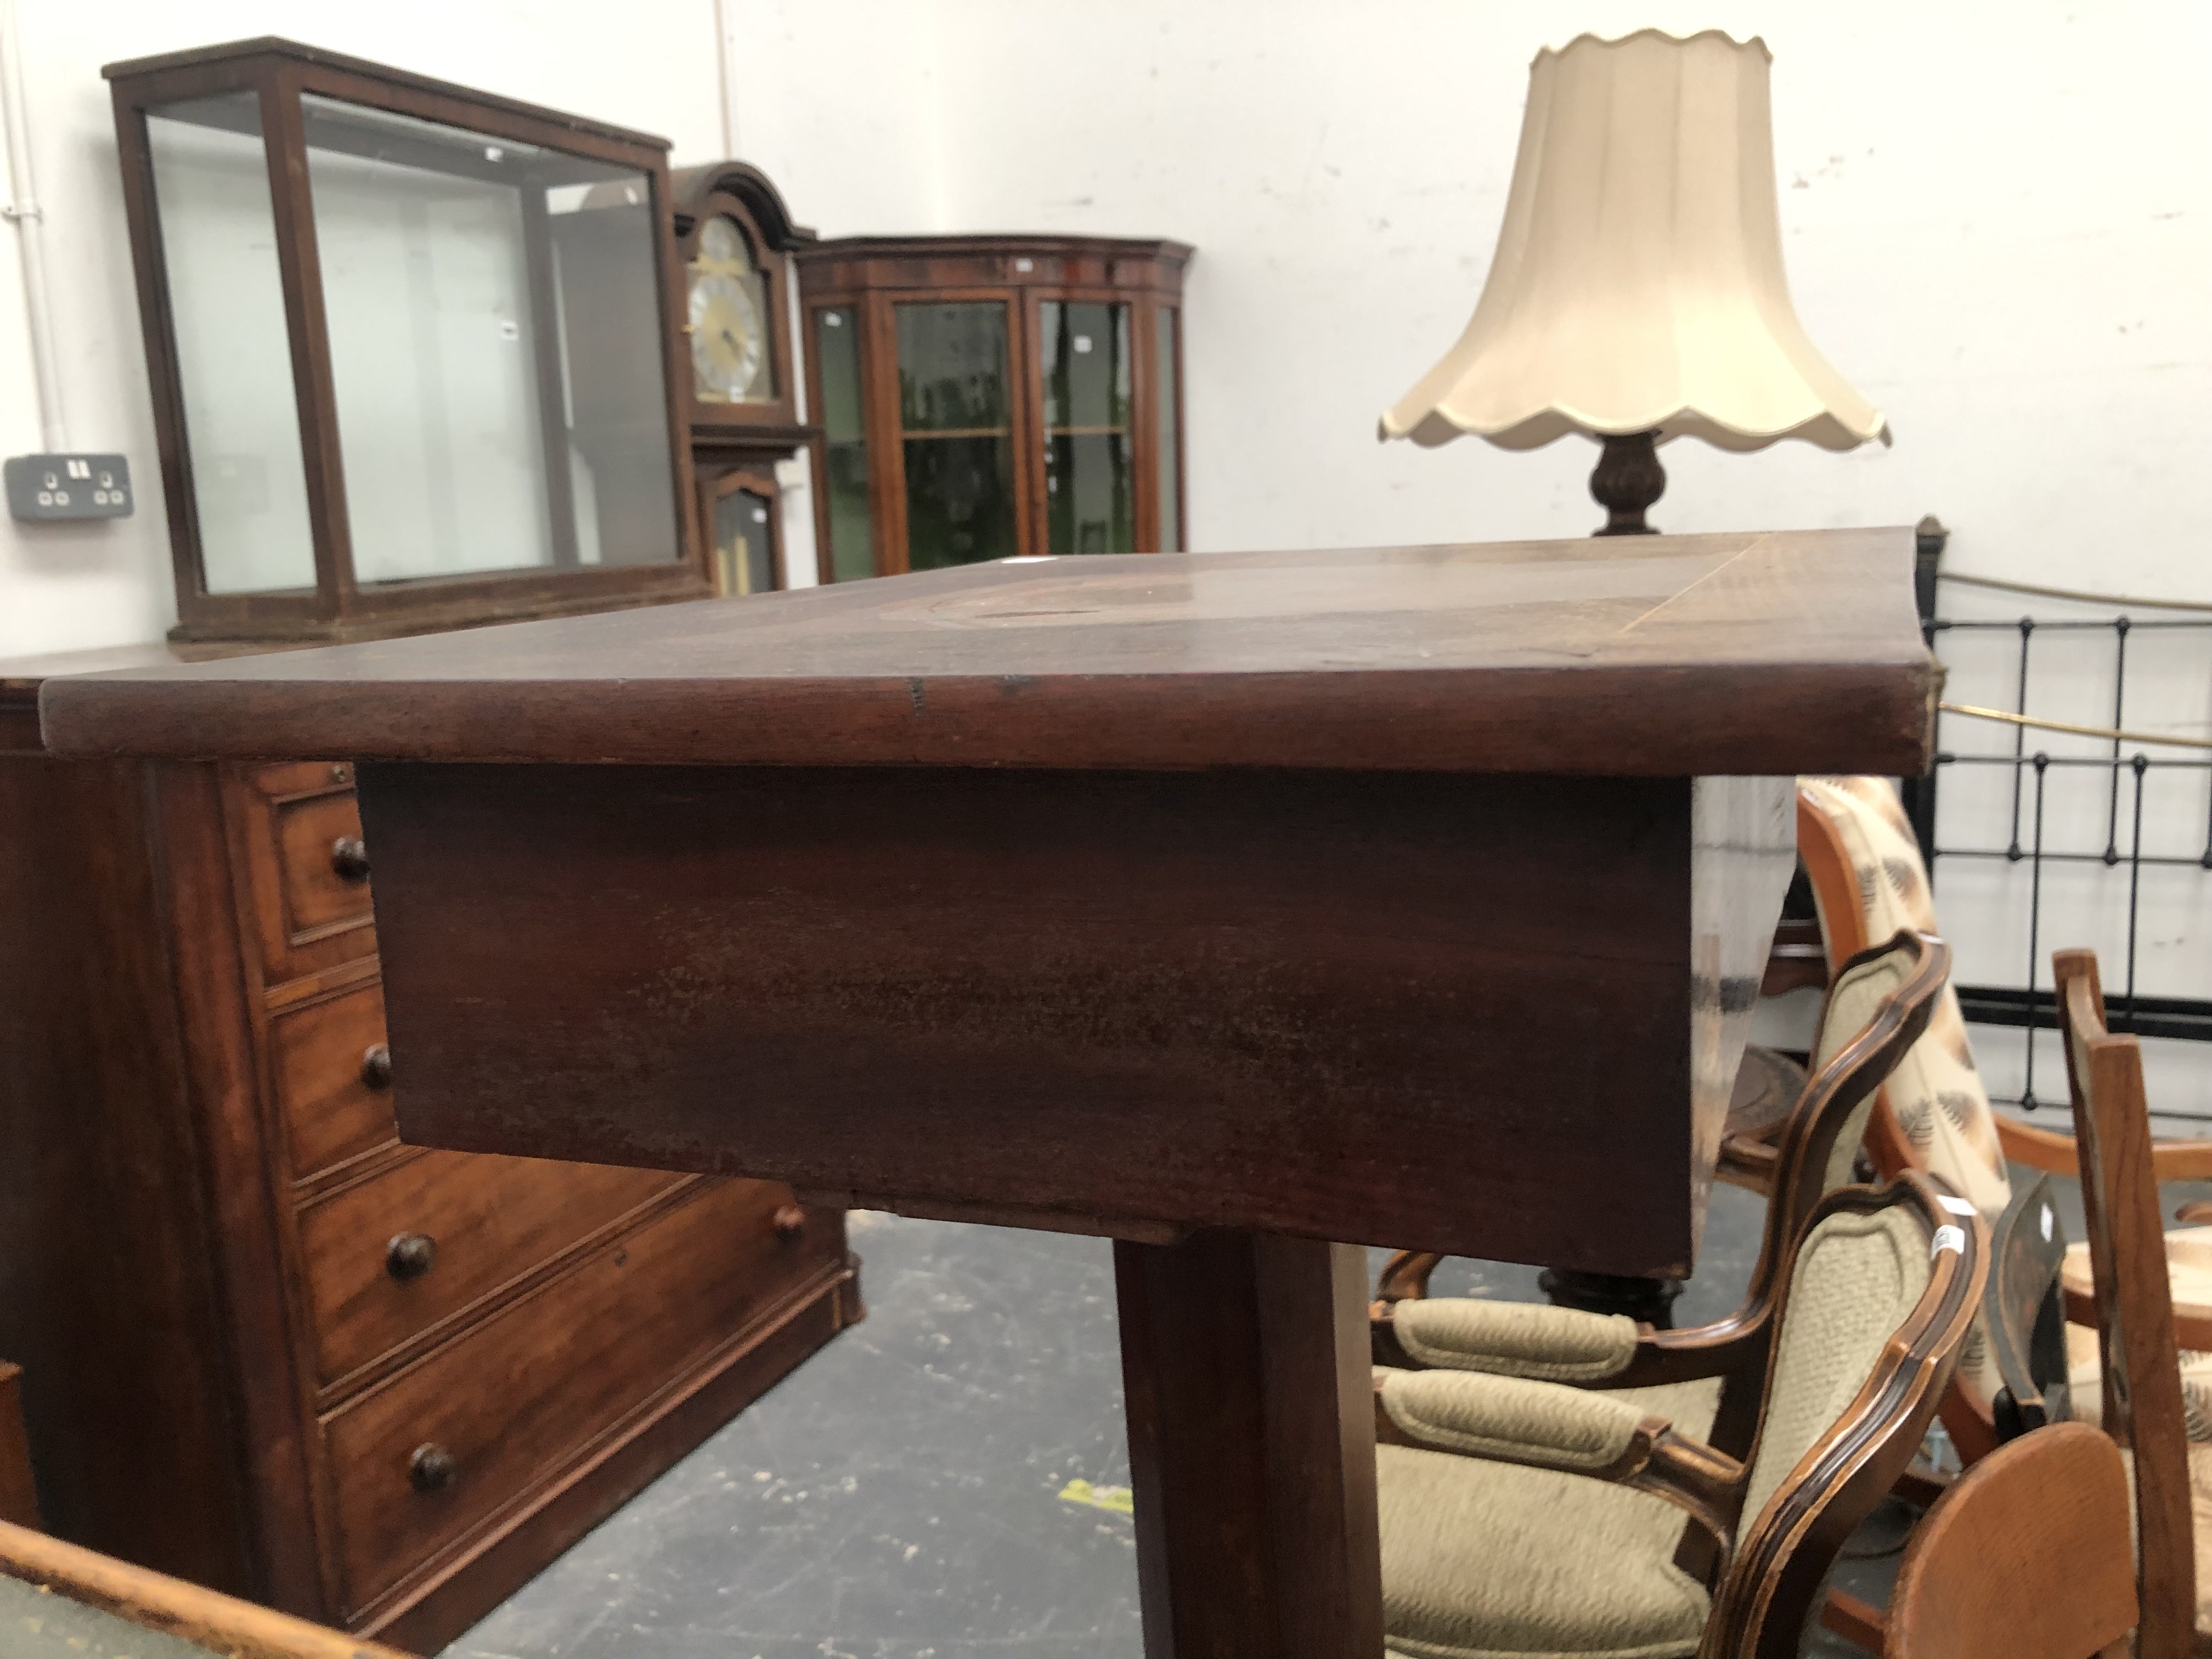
[1031,295,1135,558]
[872,289,1031,573]
[809,299,878,583]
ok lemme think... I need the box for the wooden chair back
[1801,780,2212,1186]
[1983,1173,2070,1439]
[1886,1419,2135,1659]
[2056,946,2198,1659]
[1687,930,1953,1472]
[1747,932,1950,1316]
[1703,1171,1986,1658]
[1797,778,2044,1462]
[1795,781,2013,1189]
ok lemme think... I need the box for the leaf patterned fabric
[1800,775,2012,1408]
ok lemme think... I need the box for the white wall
[736,0,2212,599]
[9,1,2208,642]
[0,0,726,655]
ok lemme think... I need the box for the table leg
[1114,1230,1383,1659]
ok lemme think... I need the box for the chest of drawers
[0,689,861,1652]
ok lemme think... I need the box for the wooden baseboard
[360,1253,862,1655]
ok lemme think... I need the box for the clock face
[687,216,775,404]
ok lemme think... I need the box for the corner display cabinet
[793,235,1191,579]
[106,39,710,644]
[672,161,822,596]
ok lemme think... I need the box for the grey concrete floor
[443,1160,2111,1659]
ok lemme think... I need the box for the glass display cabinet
[670,161,823,595]
[793,236,1191,579]
[106,40,708,643]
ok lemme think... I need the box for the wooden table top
[37,529,1935,776]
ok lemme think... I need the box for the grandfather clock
[672,161,824,593]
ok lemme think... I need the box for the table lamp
[1380,29,1889,535]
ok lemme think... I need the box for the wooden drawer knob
[772,1204,806,1242]
[360,1043,392,1090]
[408,1442,456,1493]
[386,1232,437,1282]
[330,836,370,883]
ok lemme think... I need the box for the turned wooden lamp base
[1591,430,1666,536]
[1538,1266,1688,1330]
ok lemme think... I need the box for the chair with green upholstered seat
[1374,930,1951,1468]
[1374,1171,1986,1659]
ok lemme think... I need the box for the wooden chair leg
[1934,1375,1999,1468]
[1893,1460,1951,1510]
[1821,1587,1889,1652]
[1374,1249,1443,1304]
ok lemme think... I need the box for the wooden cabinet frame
[868,286,1035,574]
[796,236,1191,578]
[105,40,710,644]
[802,297,885,583]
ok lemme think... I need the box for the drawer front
[275,788,374,937]
[323,1177,835,1613]
[299,1151,686,1387]
[229,761,377,985]
[272,979,397,1181]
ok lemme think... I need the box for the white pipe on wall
[712,0,735,156]
[0,0,66,452]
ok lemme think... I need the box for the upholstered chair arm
[1370,1291,1769,1387]
[1383,1297,1639,1382]
[1373,1367,1744,1549]
[1376,1365,1647,1466]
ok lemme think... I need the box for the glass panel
[300,95,679,585]
[1156,307,1181,554]
[144,94,317,596]
[895,302,1017,570]
[1040,301,1132,557]
[713,486,776,595]
[814,307,874,581]
[689,216,776,403]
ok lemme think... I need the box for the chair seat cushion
[1379,1380,1722,1659]
[2067,1318,2212,1441]
[1799,776,2013,1410]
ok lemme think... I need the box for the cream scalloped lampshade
[1380,29,1888,459]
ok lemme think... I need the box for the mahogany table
[42,529,1936,1658]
